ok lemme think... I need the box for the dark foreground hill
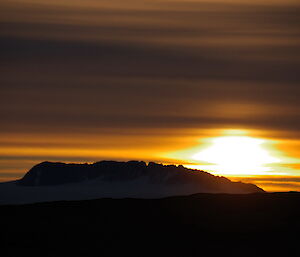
[0,161,263,204]
[1,193,299,257]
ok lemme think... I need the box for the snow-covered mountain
[0,161,264,204]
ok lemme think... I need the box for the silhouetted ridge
[18,161,264,194]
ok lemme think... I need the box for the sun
[165,129,283,176]
[191,136,279,175]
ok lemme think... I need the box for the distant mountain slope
[0,161,264,204]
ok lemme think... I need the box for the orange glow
[1,129,300,192]
[166,129,300,178]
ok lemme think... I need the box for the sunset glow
[191,136,279,175]
[165,129,300,183]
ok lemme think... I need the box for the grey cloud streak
[0,0,299,136]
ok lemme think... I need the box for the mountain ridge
[19,160,263,191]
[0,160,264,204]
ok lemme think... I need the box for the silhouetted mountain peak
[18,160,264,193]
[0,160,265,204]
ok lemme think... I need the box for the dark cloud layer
[1,0,299,132]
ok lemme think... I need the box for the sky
[0,0,300,191]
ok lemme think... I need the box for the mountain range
[0,160,264,204]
